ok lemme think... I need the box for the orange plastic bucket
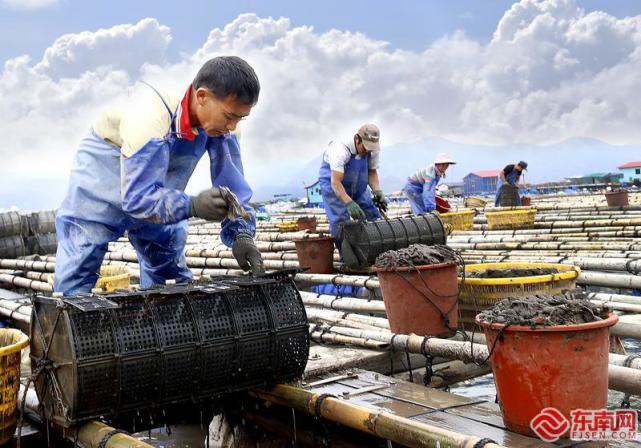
[297,217,318,232]
[294,236,335,274]
[477,313,618,437]
[605,191,629,207]
[520,197,531,206]
[375,262,458,336]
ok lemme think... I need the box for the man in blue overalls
[495,161,528,206]
[54,56,265,295]
[318,124,385,249]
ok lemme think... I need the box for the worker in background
[318,124,386,248]
[54,56,265,295]
[495,161,528,206]
[405,153,456,214]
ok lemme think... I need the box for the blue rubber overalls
[318,152,380,248]
[405,170,441,214]
[54,87,255,295]
[494,167,522,206]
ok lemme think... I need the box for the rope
[405,340,414,383]
[98,429,128,448]
[420,336,434,386]
[314,394,335,418]
[389,334,399,375]
[473,438,497,448]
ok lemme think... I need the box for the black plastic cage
[30,271,309,427]
[341,213,447,268]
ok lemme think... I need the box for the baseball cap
[518,161,528,170]
[357,124,380,151]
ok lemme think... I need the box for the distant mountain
[250,136,641,200]
[4,137,640,208]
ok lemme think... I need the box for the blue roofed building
[463,170,501,196]
[305,180,323,207]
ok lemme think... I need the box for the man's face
[516,164,524,172]
[355,137,369,156]
[195,89,252,137]
[436,163,450,173]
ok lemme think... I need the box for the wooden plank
[305,369,640,448]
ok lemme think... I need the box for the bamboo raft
[1,191,641,446]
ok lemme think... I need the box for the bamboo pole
[305,308,390,329]
[0,259,56,272]
[19,386,153,448]
[396,360,492,389]
[578,271,641,289]
[76,421,153,448]
[450,241,641,251]
[585,292,641,305]
[0,273,52,292]
[253,384,505,448]
[295,274,379,290]
[306,310,389,332]
[309,330,389,349]
[300,292,385,313]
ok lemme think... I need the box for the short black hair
[193,56,260,106]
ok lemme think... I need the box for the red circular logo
[530,408,570,442]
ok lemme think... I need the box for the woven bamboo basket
[464,197,487,208]
[276,221,299,232]
[438,210,475,231]
[485,208,536,230]
[457,262,580,328]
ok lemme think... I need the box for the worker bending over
[405,153,456,214]
[55,56,264,295]
[319,124,386,248]
[495,161,528,207]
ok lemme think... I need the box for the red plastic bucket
[477,313,618,437]
[520,197,531,206]
[294,236,335,274]
[375,263,458,336]
[297,217,318,232]
[435,196,451,213]
[605,190,629,207]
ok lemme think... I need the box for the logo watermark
[530,407,638,442]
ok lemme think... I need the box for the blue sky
[2,0,641,209]
[2,0,640,65]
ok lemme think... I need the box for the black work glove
[190,187,228,221]
[232,234,265,275]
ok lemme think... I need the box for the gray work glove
[190,187,228,221]
[232,234,265,275]
[346,201,366,220]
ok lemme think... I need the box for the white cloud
[0,0,57,10]
[2,1,641,207]
[35,18,172,79]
